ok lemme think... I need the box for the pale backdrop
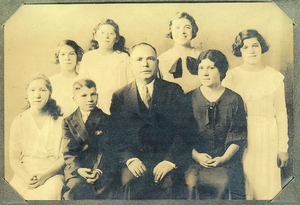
[4,2,293,182]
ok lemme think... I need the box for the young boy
[62,79,115,200]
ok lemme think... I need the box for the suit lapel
[151,78,163,108]
[126,81,141,116]
[85,107,102,137]
[70,108,89,142]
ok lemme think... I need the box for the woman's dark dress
[186,87,247,199]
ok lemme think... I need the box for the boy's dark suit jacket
[62,107,116,186]
[110,78,191,168]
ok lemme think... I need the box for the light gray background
[1,0,298,204]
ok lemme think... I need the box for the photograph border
[1,0,299,204]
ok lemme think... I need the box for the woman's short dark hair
[232,29,269,57]
[89,19,129,54]
[55,40,84,64]
[167,12,198,40]
[197,50,229,81]
[25,74,62,119]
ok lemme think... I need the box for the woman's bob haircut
[167,12,198,40]
[232,29,269,57]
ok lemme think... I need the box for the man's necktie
[141,85,151,109]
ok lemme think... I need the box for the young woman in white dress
[79,19,134,114]
[9,74,64,200]
[222,29,289,200]
[49,40,84,117]
[158,12,201,93]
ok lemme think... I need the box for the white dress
[9,110,64,200]
[222,66,289,200]
[79,50,134,115]
[49,73,80,117]
[158,48,201,93]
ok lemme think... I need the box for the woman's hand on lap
[28,173,48,189]
[194,153,213,168]
[207,156,226,168]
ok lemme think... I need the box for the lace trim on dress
[223,66,284,101]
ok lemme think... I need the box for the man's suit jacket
[110,78,191,167]
[62,107,116,182]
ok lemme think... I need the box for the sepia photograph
[1,0,298,203]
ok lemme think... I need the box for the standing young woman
[50,40,84,117]
[185,50,247,199]
[222,29,289,200]
[158,12,201,93]
[79,19,134,114]
[9,74,64,200]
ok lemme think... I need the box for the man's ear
[156,59,159,70]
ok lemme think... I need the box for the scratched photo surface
[4,2,293,201]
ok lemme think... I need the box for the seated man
[62,79,116,200]
[110,43,190,199]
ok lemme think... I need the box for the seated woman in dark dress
[185,50,247,199]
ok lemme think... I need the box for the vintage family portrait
[2,1,295,202]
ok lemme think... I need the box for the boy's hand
[77,168,93,179]
[86,170,102,184]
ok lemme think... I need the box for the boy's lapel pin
[95,130,103,135]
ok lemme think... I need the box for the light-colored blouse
[9,110,64,200]
[79,50,134,114]
[158,47,201,93]
[49,73,80,117]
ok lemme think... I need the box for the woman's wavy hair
[25,74,63,120]
[167,12,199,40]
[197,49,229,81]
[232,29,269,57]
[55,39,84,64]
[89,19,129,54]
